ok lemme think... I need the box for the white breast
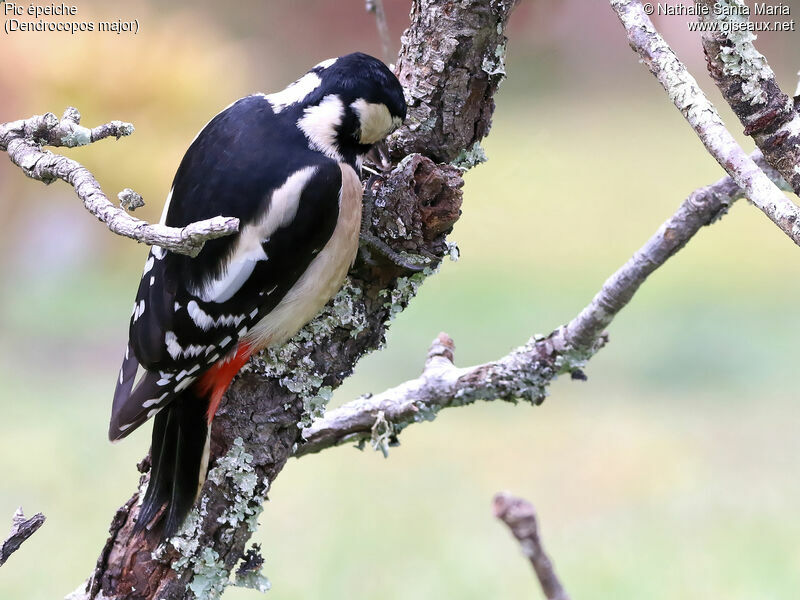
[244,163,362,350]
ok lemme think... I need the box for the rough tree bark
[0,509,45,568]
[0,1,786,598]
[611,0,800,248]
[67,1,519,598]
[699,0,800,194]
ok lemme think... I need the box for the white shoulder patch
[266,72,322,113]
[197,166,319,304]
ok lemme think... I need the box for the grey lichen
[233,569,271,594]
[186,547,230,599]
[166,439,270,598]
[445,241,460,262]
[323,281,369,339]
[165,501,230,599]
[451,142,488,171]
[60,124,92,147]
[208,437,269,534]
[256,279,370,427]
[118,188,145,211]
[111,120,136,137]
[481,36,508,79]
[380,267,435,318]
[370,410,395,457]
[712,0,774,104]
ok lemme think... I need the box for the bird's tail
[134,389,211,539]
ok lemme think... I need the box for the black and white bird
[109,52,406,537]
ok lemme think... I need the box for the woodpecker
[109,52,406,537]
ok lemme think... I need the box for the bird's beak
[365,140,392,173]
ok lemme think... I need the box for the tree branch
[493,493,570,600]
[0,108,239,257]
[366,0,393,65]
[71,1,520,598]
[610,0,800,248]
[697,0,800,194]
[299,149,788,455]
[0,508,45,567]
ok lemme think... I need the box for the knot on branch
[426,332,455,366]
[362,154,463,273]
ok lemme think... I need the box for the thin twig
[611,0,800,248]
[298,150,788,455]
[493,493,570,600]
[366,0,393,65]
[0,508,45,567]
[0,108,239,257]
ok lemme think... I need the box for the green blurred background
[1,1,799,598]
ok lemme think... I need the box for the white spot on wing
[143,256,155,275]
[219,336,232,348]
[249,308,258,319]
[183,344,207,358]
[132,299,146,323]
[165,331,182,360]
[187,301,246,329]
[174,376,196,392]
[142,398,160,408]
[152,246,166,260]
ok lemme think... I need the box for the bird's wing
[109,97,346,441]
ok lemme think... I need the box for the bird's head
[269,52,407,166]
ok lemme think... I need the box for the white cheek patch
[266,72,322,113]
[297,94,345,161]
[350,99,395,145]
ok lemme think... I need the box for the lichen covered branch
[611,0,800,248]
[0,108,239,257]
[300,150,787,453]
[493,493,570,600]
[0,508,45,567]
[75,1,519,598]
[698,0,800,194]
[366,0,393,65]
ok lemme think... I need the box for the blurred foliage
[1,1,799,599]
